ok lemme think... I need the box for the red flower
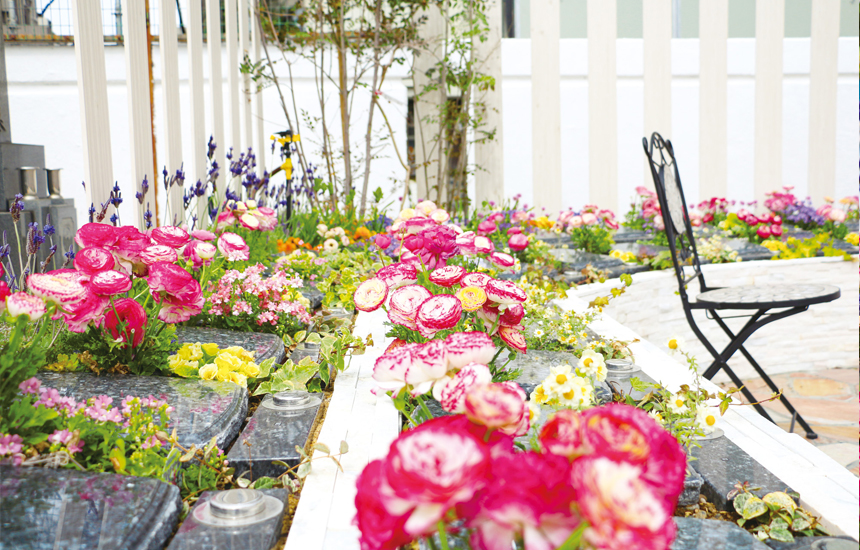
[756,224,772,239]
[507,233,529,251]
[75,223,118,249]
[90,270,132,296]
[498,325,527,353]
[354,459,413,550]
[103,298,147,347]
[151,226,191,248]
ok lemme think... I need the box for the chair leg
[710,312,819,440]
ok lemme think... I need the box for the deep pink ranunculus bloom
[74,247,116,276]
[354,459,413,550]
[508,233,529,251]
[103,298,148,347]
[444,331,496,369]
[464,382,527,436]
[75,223,118,249]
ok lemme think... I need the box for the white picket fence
[59,0,856,226]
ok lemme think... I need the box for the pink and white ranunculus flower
[89,270,133,296]
[474,236,495,254]
[56,290,110,332]
[428,265,466,287]
[147,261,205,323]
[404,340,449,396]
[74,247,116,276]
[373,343,417,393]
[435,362,492,413]
[217,232,250,261]
[26,273,87,305]
[103,297,147,347]
[570,456,676,550]
[429,209,450,224]
[464,382,528,436]
[141,245,179,265]
[387,285,432,330]
[488,252,515,270]
[455,231,478,255]
[151,225,191,248]
[5,292,46,321]
[415,294,463,338]
[191,230,217,242]
[499,303,525,327]
[354,278,388,312]
[444,331,496,368]
[498,325,527,353]
[381,416,491,536]
[507,233,529,251]
[354,459,412,550]
[74,223,118,249]
[460,272,492,289]
[376,262,418,290]
[485,279,527,305]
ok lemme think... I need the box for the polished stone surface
[690,435,793,511]
[226,400,321,479]
[167,489,287,550]
[0,465,181,550]
[550,249,625,271]
[612,241,669,258]
[672,517,770,550]
[300,286,324,310]
[507,350,580,385]
[764,536,859,549]
[679,468,705,507]
[38,373,248,450]
[723,239,775,262]
[177,327,286,365]
[613,228,654,243]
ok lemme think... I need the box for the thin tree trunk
[337,0,352,207]
[359,0,384,218]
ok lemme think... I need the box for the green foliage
[253,357,319,395]
[49,322,179,376]
[0,314,48,414]
[569,225,615,255]
[763,233,852,261]
[731,484,829,543]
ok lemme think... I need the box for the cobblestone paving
[720,367,859,477]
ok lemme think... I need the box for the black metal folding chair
[642,132,840,439]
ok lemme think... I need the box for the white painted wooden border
[252,11,266,169]
[186,0,208,223]
[530,0,561,211]
[807,0,840,204]
[587,0,618,211]
[285,309,399,550]
[225,0,242,192]
[239,0,253,155]
[206,0,225,202]
[698,0,728,200]
[473,0,504,206]
[753,0,785,203]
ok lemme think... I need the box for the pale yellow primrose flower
[199,363,218,380]
[201,343,220,356]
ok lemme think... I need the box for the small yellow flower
[224,346,255,362]
[243,362,261,378]
[229,372,248,387]
[530,383,551,404]
[215,354,242,371]
[456,286,488,312]
[667,336,685,352]
[527,401,541,424]
[845,233,859,246]
[668,392,688,414]
[199,363,218,380]
[201,343,220,356]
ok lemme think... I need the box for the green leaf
[763,492,797,513]
[769,518,789,531]
[620,273,633,286]
[296,461,312,479]
[768,528,794,543]
[172,363,200,378]
[733,493,751,515]
[339,440,349,455]
[314,442,330,454]
[741,495,768,520]
[790,514,811,532]
[555,523,588,550]
[252,476,276,490]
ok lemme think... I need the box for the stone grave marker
[550,249,625,271]
[38,373,247,450]
[613,227,654,243]
[765,537,859,549]
[226,391,323,479]
[176,327,286,365]
[0,465,181,550]
[301,286,324,311]
[167,488,288,550]
[672,517,770,550]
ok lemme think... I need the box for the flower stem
[416,394,433,422]
[436,520,450,550]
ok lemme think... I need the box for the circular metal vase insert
[193,489,284,527]
[694,427,725,441]
[811,539,858,550]
[261,390,322,412]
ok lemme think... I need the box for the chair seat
[695,284,841,310]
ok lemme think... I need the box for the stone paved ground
[719,367,859,477]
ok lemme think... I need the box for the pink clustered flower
[214,200,278,232]
[207,263,311,326]
[0,433,24,465]
[355,403,685,550]
[558,204,620,232]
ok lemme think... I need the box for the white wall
[5,36,858,225]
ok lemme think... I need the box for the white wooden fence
[62,0,855,226]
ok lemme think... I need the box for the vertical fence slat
[473,0,504,206]
[807,0,840,204]
[587,0,618,211]
[121,0,155,229]
[71,0,113,219]
[643,0,672,188]
[159,0,184,224]
[698,0,728,200]
[530,0,561,211]
[226,0,242,194]
[239,0,253,155]
[188,0,208,223]
[206,0,225,202]
[252,7,266,172]
[753,0,784,202]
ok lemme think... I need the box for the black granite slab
[672,517,771,550]
[722,239,776,262]
[679,468,705,507]
[689,435,793,512]
[611,241,669,258]
[226,400,322,479]
[177,327,286,365]
[563,263,652,284]
[764,536,859,549]
[37,373,248,450]
[167,489,288,550]
[550,249,626,271]
[0,465,181,550]
[507,350,579,386]
[614,228,654,243]
[300,285,324,310]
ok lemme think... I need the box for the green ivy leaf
[768,528,794,543]
[252,476,277,490]
[741,495,768,520]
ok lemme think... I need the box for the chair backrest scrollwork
[641,132,708,304]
